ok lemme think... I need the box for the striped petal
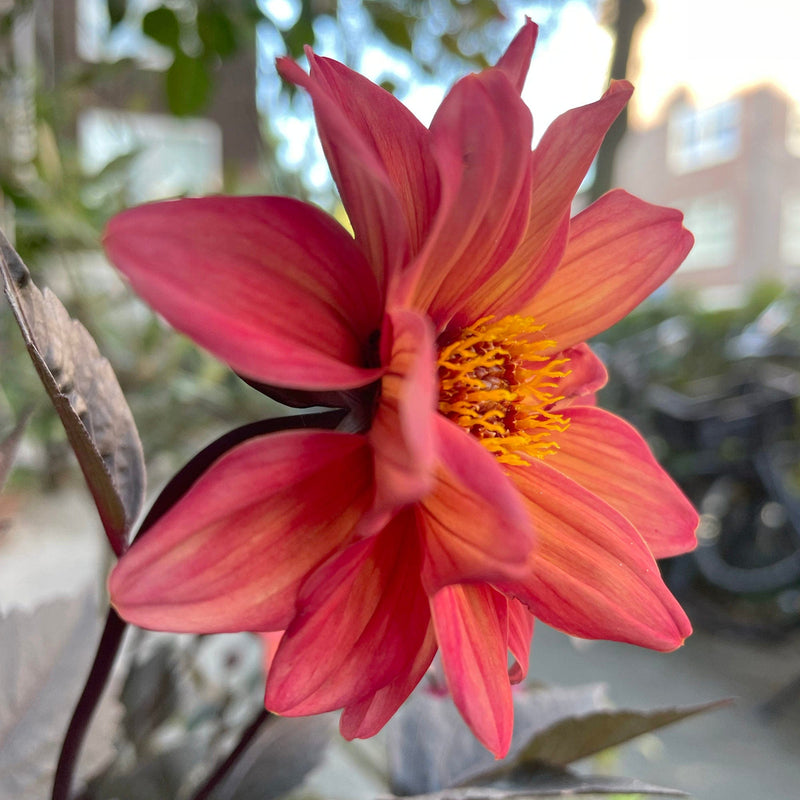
[104,196,383,390]
[431,583,513,758]
[549,406,698,558]
[505,458,692,651]
[109,431,372,633]
[525,190,695,348]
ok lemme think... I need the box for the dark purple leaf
[0,230,145,555]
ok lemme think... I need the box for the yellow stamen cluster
[437,315,571,466]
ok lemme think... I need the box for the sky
[512,0,800,133]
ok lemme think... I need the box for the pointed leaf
[500,698,731,771]
[1,231,145,555]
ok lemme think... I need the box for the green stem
[51,608,127,800]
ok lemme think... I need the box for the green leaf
[166,51,212,116]
[197,8,238,58]
[0,230,146,555]
[142,6,181,50]
[365,0,414,51]
[107,0,128,28]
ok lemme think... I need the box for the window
[780,191,800,268]
[679,195,737,271]
[668,99,741,173]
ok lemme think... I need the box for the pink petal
[104,196,383,390]
[476,82,634,321]
[505,458,692,651]
[278,55,410,287]
[339,625,438,740]
[550,343,608,408]
[395,69,533,329]
[549,406,698,558]
[370,308,437,515]
[417,416,535,593]
[304,52,440,259]
[109,431,372,633]
[496,19,539,93]
[431,584,514,758]
[525,190,694,349]
[265,511,431,715]
[508,599,535,684]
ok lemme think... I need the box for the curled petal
[525,190,695,348]
[508,599,535,684]
[339,625,437,740]
[549,406,698,558]
[397,69,533,328]
[304,52,440,259]
[370,308,437,514]
[431,584,513,758]
[278,55,409,287]
[104,196,383,390]
[417,416,535,593]
[109,431,372,633]
[265,511,431,715]
[550,343,608,408]
[506,458,692,651]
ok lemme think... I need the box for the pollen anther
[437,315,571,465]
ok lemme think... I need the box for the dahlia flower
[105,21,697,757]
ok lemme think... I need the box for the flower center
[437,315,571,466]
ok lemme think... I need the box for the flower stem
[189,708,272,800]
[51,607,127,800]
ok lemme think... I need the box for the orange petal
[549,343,608,408]
[265,511,431,715]
[417,416,535,593]
[109,431,372,633]
[476,82,633,321]
[549,406,698,558]
[431,584,513,758]
[505,458,692,651]
[104,196,383,390]
[525,189,694,348]
[397,68,533,329]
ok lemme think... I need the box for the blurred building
[6,0,261,204]
[616,85,800,305]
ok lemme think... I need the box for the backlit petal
[525,190,694,348]
[550,343,608,408]
[417,416,534,593]
[265,512,431,715]
[549,406,698,558]
[304,53,440,258]
[496,18,538,92]
[278,55,410,286]
[476,82,633,320]
[397,69,533,328]
[109,431,372,632]
[506,458,692,651]
[431,584,513,758]
[104,196,382,389]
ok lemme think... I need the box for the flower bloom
[105,21,697,757]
